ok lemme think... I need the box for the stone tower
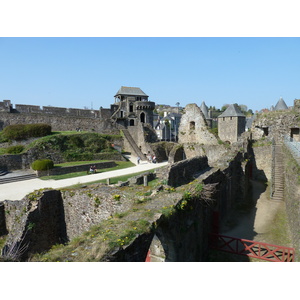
[110,86,155,128]
[218,104,246,143]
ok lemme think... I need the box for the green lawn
[40,160,135,180]
[54,160,111,168]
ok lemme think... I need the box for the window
[190,121,195,130]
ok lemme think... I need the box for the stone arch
[168,144,186,164]
[129,119,135,126]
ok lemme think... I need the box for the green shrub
[31,159,54,171]
[25,123,52,138]
[2,124,27,140]
[6,145,25,154]
[2,124,51,141]
[69,135,84,148]
[84,137,110,153]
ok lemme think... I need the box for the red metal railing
[209,233,295,262]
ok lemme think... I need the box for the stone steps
[0,174,37,185]
[271,143,284,201]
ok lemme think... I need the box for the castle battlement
[0,100,99,118]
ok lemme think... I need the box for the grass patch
[40,161,135,180]
[54,160,110,168]
[264,204,292,246]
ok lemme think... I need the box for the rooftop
[218,104,245,118]
[274,97,288,111]
[114,86,149,97]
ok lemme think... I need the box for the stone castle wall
[0,100,117,132]
[0,111,118,133]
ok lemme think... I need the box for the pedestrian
[137,156,141,164]
[153,155,157,164]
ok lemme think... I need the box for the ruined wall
[166,156,209,187]
[178,103,218,145]
[251,110,300,142]
[1,150,250,261]
[1,190,67,260]
[251,144,272,181]
[183,143,228,165]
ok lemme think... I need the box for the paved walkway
[0,156,168,201]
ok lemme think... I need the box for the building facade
[110,86,155,128]
[218,104,246,143]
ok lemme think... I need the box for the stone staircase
[0,170,36,185]
[0,168,8,177]
[271,143,284,201]
[121,129,147,161]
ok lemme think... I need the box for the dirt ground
[213,180,293,261]
[221,180,286,243]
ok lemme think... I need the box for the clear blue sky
[1,37,299,113]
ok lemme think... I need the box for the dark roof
[274,97,288,111]
[200,101,209,118]
[218,104,245,118]
[114,86,148,97]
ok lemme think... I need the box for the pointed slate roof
[218,104,245,118]
[274,97,288,111]
[114,86,148,97]
[200,101,209,118]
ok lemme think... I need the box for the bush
[2,124,27,140]
[25,123,52,138]
[31,159,54,171]
[2,124,51,141]
[6,145,25,154]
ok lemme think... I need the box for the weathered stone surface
[167,156,209,187]
[178,103,218,145]
[2,190,67,260]
[251,110,300,142]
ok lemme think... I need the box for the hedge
[2,123,52,141]
[31,159,54,171]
